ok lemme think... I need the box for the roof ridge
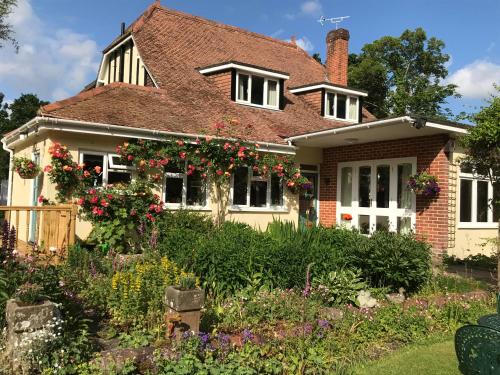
[40,83,164,114]
[142,4,301,52]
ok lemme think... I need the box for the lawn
[354,337,460,375]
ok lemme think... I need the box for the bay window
[237,72,280,109]
[325,92,358,122]
[231,167,284,209]
[164,163,208,208]
[80,152,132,186]
[459,171,499,228]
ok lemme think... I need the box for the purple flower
[182,331,192,340]
[317,319,330,330]
[217,333,230,348]
[302,263,314,298]
[303,323,313,335]
[242,329,254,344]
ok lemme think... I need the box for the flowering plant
[44,142,97,202]
[342,213,352,221]
[14,282,45,304]
[407,171,441,197]
[13,156,41,179]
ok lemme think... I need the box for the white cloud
[301,0,322,16]
[286,36,314,52]
[0,0,100,102]
[447,60,500,99]
[285,0,323,20]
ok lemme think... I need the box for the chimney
[325,28,349,86]
[121,22,126,35]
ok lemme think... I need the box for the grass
[353,337,460,375]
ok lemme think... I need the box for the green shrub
[311,268,367,306]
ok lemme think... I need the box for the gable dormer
[198,61,289,110]
[96,34,155,88]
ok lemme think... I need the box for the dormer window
[325,92,358,122]
[237,73,279,109]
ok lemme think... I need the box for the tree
[348,28,459,119]
[0,0,18,50]
[459,86,500,288]
[0,93,48,180]
[312,53,322,64]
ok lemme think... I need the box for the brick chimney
[325,28,349,86]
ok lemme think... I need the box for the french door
[336,157,416,234]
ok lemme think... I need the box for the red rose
[216,169,223,176]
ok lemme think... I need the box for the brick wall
[325,28,349,86]
[320,134,451,252]
[297,90,322,115]
[206,70,232,100]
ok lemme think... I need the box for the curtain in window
[397,163,412,209]
[340,167,352,207]
[267,80,278,107]
[349,97,358,120]
[238,74,249,101]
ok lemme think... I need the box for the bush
[311,269,367,306]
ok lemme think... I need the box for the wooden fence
[0,205,77,255]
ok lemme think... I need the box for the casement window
[80,152,132,186]
[164,163,208,208]
[236,72,280,109]
[337,158,416,235]
[325,92,359,122]
[459,171,499,228]
[231,167,284,209]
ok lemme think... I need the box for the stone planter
[5,299,61,374]
[165,286,204,337]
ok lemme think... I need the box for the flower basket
[13,157,41,179]
[407,171,440,198]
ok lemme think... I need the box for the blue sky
[1,0,499,117]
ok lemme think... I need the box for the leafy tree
[459,86,500,288]
[0,0,18,50]
[312,52,322,64]
[0,93,48,180]
[348,28,459,118]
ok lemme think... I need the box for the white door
[337,158,416,234]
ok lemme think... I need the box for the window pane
[460,179,472,222]
[233,167,248,205]
[165,177,183,204]
[336,94,347,119]
[187,172,206,206]
[326,93,335,116]
[359,215,370,234]
[376,165,390,208]
[494,183,500,222]
[477,181,489,222]
[108,171,131,185]
[250,180,267,207]
[398,163,412,209]
[238,74,249,101]
[376,216,389,232]
[397,217,412,234]
[271,175,283,206]
[267,80,278,107]
[349,97,358,120]
[251,75,264,105]
[359,166,371,207]
[82,154,104,186]
[165,163,183,174]
[340,167,352,207]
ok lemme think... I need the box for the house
[2,1,498,258]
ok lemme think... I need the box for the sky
[0,0,499,117]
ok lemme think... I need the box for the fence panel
[0,205,77,256]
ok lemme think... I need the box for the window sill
[235,101,281,111]
[324,116,357,123]
[229,206,288,213]
[457,222,499,229]
[164,205,212,212]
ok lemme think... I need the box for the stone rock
[385,287,406,304]
[165,286,205,312]
[98,346,156,374]
[320,307,345,321]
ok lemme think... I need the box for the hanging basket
[13,157,41,179]
[407,172,440,198]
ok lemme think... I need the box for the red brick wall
[297,90,322,115]
[206,71,232,100]
[320,134,450,251]
[326,28,349,86]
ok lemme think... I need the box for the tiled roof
[39,2,376,145]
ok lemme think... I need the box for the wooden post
[69,204,77,247]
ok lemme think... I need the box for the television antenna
[318,16,350,29]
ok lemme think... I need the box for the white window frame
[458,172,498,229]
[229,167,287,212]
[336,157,417,234]
[324,91,359,122]
[236,71,280,110]
[79,151,134,186]
[163,161,210,210]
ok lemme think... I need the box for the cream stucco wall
[9,131,319,239]
[447,148,498,258]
